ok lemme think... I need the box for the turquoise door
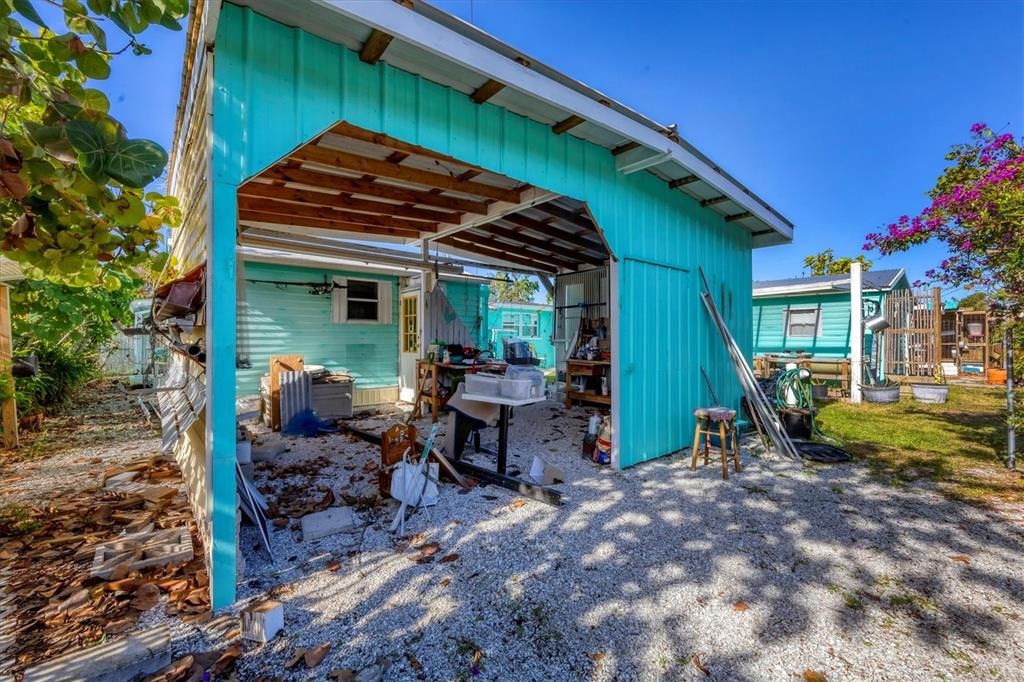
[618,259,695,466]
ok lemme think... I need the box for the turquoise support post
[207,179,238,610]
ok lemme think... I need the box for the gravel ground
[225,402,1024,682]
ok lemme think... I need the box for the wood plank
[552,115,585,135]
[260,165,490,215]
[700,195,729,208]
[0,285,16,449]
[497,210,602,250]
[290,145,521,203]
[238,210,424,239]
[497,213,606,257]
[359,29,394,65]
[479,221,604,266]
[611,141,641,156]
[469,79,506,104]
[669,175,700,189]
[529,202,594,231]
[238,197,438,232]
[238,183,462,224]
[724,212,752,223]
[270,355,303,431]
[328,122,490,175]
[438,234,559,273]
[449,460,562,507]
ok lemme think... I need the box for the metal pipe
[1008,328,1016,469]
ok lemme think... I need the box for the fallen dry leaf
[439,578,451,587]
[510,499,527,509]
[211,644,243,675]
[949,554,971,564]
[406,652,423,672]
[803,671,827,682]
[439,553,459,564]
[285,649,307,669]
[329,670,356,682]
[590,652,606,662]
[304,642,331,668]
[693,655,710,676]
[733,600,749,612]
[327,559,342,573]
[131,583,160,611]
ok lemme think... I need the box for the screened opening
[785,308,820,337]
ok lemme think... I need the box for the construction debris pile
[0,455,209,676]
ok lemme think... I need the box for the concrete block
[23,625,170,682]
[252,436,288,462]
[301,507,358,542]
[90,527,193,579]
[240,600,284,643]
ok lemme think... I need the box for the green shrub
[14,342,97,415]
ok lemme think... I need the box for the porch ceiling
[238,122,610,274]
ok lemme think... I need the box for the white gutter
[318,0,793,242]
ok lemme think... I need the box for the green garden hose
[773,368,838,444]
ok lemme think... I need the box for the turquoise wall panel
[214,5,756,468]
[237,261,399,395]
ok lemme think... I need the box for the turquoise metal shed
[752,268,910,365]
[488,302,556,369]
[166,0,794,608]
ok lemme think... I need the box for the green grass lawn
[816,385,1024,506]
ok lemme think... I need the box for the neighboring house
[488,302,555,368]
[166,0,793,607]
[752,268,910,362]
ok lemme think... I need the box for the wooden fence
[883,288,942,379]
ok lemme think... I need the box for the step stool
[691,407,741,479]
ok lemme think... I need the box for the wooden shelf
[566,359,610,366]
[567,390,611,406]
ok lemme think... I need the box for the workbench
[415,359,507,422]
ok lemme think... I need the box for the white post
[850,263,863,404]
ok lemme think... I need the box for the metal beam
[614,146,671,175]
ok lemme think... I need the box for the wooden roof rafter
[237,183,463,224]
[237,196,439,233]
[476,221,605,266]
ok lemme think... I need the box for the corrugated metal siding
[554,268,609,369]
[213,5,759,467]
[237,261,399,395]
[438,281,488,348]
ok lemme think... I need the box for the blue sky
[98,0,1022,295]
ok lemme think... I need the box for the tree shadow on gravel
[237,402,1024,681]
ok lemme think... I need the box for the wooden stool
[690,407,741,479]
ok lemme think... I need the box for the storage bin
[465,373,501,396]
[500,378,532,399]
[505,366,545,398]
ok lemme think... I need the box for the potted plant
[910,365,950,404]
[863,379,900,404]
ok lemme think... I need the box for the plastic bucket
[987,368,1008,385]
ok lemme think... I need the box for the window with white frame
[785,308,820,337]
[501,311,539,338]
[332,277,393,324]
